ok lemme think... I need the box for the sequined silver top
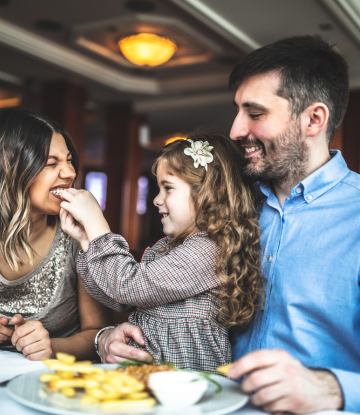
[0,223,81,352]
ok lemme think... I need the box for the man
[97,36,360,413]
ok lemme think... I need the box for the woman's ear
[303,102,329,138]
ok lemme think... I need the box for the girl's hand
[60,189,111,243]
[60,207,89,251]
[11,314,52,361]
[0,316,14,343]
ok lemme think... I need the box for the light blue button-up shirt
[231,150,360,412]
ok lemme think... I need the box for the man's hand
[228,349,343,414]
[11,314,52,361]
[98,323,152,364]
[0,317,14,343]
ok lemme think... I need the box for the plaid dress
[77,232,232,371]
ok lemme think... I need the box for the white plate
[6,366,248,415]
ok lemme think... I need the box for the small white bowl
[148,371,208,408]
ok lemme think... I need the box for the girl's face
[154,160,196,238]
[29,133,76,217]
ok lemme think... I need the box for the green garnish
[195,372,222,394]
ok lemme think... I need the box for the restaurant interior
[0,0,359,257]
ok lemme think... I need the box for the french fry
[43,360,104,374]
[101,398,156,410]
[56,353,76,364]
[124,392,150,400]
[61,387,75,398]
[40,373,61,382]
[47,379,99,391]
[217,363,233,376]
[56,371,73,379]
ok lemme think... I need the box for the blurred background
[0,0,359,255]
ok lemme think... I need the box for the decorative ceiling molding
[319,0,360,44]
[134,91,234,112]
[0,17,233,96]
[0,17,159,94]
[160,71,229,94]
[72,13,225,55]
[169,0,261,53]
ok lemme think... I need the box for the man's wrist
[315,370,344,410]
[94,325,117,356]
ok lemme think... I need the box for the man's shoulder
[340,170,360,192]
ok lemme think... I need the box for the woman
[0,107,111,361]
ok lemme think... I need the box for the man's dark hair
[229,35,349,142]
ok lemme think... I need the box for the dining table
[1,351,357,415]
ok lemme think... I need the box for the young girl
[60,130,263,371]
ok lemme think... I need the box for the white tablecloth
[0,350,45,383]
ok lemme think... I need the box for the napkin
[0,350,45,383]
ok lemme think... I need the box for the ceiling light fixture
[118,33,177,67]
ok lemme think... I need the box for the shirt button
[267,255,272,263]
[296,187,302,193]
[157,247,166,253]
[306,195,313,201]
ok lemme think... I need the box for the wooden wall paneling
[42,81,87,185]
[342,91,360,173]
[104,103,132,234]
[121,115,144,251]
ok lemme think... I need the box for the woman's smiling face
[29,132,76,217]
[153,160,196,238]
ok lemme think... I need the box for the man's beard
[241,119,309,189]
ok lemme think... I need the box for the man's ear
[303,102,329,138]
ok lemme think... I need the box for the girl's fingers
[59,200,72,213]
[60,188,76,201]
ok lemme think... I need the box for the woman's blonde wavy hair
[152,130,263,329]
[0,108,79,271]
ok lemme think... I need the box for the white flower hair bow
[184,139,214,170]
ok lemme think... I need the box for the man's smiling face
[230,72,308,185]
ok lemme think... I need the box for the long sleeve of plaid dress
[77,231,232,371]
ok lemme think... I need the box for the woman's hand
[60,189,110,244]
[0,316,14,343]
[60,207,89,251]
[11,314,52,361]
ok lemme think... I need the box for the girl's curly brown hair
[152,129,263,329]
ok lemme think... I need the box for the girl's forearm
[51,329,99,360]
[83,216,111,246]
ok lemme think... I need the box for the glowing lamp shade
[118,33,177,67]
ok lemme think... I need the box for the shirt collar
[259,150,349,204]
